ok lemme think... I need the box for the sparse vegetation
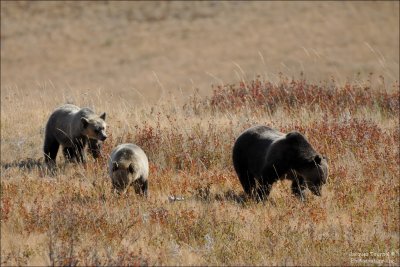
[1,75,399,266]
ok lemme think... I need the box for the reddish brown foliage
[209,77,399,116]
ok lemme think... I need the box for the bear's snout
[100,134,107,141]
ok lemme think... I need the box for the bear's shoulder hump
[285,131,309,144]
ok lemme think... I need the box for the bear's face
[296,155,328,196]
[81,113,107,141]
[111,163,136,192]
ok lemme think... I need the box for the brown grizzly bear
[232,125,328,201]
[43,104,107,166]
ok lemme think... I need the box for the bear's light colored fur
[43,104,107,165]
[109,143,149,196]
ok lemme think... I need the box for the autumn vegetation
[1,2,399,266]
[1,74,399,266]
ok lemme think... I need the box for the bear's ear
[286,131,303,143]
[314,155,322,165]
[112,162,119,172]
[128,163,135,174]
[81,117,89,128]
[100,112,106,120]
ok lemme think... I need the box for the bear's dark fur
[109,143,149,196]
[43,104,107,166]
[232,125,328,201]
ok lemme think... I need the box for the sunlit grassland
[1,76,399,266]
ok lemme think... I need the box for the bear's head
[81,112,107,141]
[296,154,328,196]
[285,131,328,196]
[110,161,137,192]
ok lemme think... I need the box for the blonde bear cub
[109,143,149,196]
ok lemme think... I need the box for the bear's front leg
[88,139,102,159]
[74,140,87,164]
[132,178,148,197]
[290,175,307,201]
[63,147,78,162]
[77,149,87,164]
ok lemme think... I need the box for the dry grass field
[1,1,399,266]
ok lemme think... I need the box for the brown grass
[1,75,399,266]
[1,2,399,266]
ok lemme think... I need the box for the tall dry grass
[1,74,399,266]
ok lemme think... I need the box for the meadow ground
[1,1,399,266]
[1,76,399,266]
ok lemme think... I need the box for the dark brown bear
[232,125,328,201]
[43,104,107,166]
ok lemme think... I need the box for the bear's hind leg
[255,179,272,202]
[44,136,59,166]
[236,168,256,197]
